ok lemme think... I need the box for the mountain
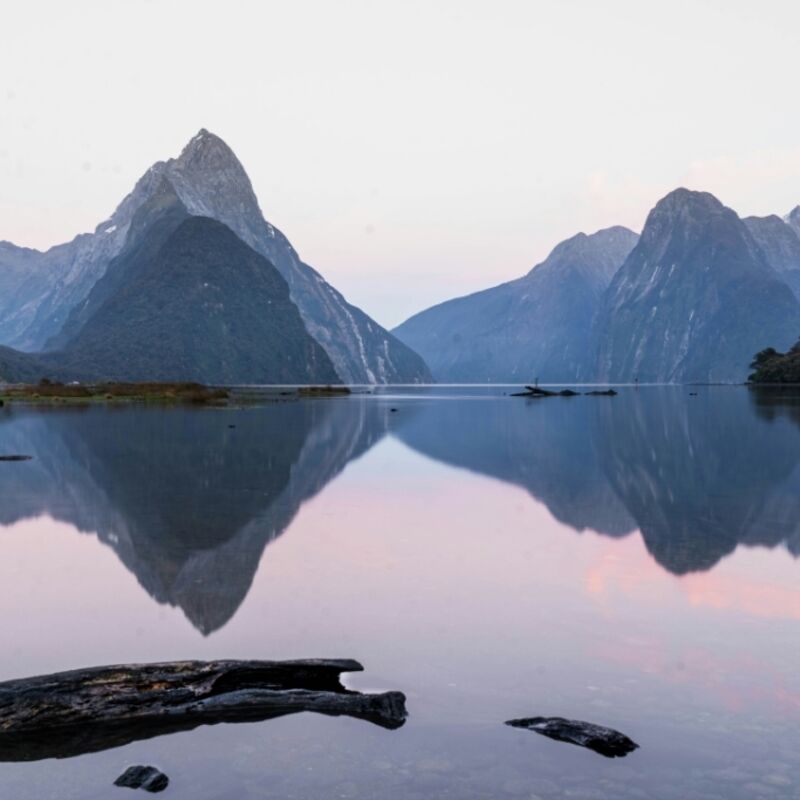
[594,189,800,383]
[56,208,338,384]
[393,226,638,382]
[743,214,800,300]
[56,176,194,344]
[0,213,142,352]
[786,206,800,238]
[0,129,430,383]
[0,345,43,383]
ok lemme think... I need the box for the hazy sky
[2,0,799,327]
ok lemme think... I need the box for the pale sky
[1,0,799,328]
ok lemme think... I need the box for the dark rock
[585,389,618,396]
[114,765,169,793]
[0,455,32,462]
[511,386,581,397]
[390,408,398,412]
[505,716,639,758]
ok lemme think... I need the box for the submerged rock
[505,716,639,758]
[114,765,169,793]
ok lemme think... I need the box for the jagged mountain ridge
[785,206,800,238]
[393,226,638,382]
[0,129,430,383]
[743,214,800,300]
[595,189,800,382]
[395,188,800,384]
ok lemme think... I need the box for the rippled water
[0,386,798,799]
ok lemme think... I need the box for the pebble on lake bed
[113,765,169,793]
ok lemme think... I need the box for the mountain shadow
[0,400,389,633]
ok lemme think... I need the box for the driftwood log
[0,659,406,761]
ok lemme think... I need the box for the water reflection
[1,387,798,642]
[0,401,390,635]
[393,387,800,574]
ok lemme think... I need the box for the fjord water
[0,388,798,799]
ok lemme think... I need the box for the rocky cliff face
[0,190,150,350]
[2,130,431,383]
[743,214,800,300]
[393,226,638,382]
[57,213,339,385]
[785,206,800,238]
[594,189,800,383]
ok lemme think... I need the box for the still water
[0,387,798,799]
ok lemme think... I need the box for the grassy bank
[0,381,230,406]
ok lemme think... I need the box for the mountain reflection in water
[0,386,797,637]
[0,400,391,635]
[392,386,800,574]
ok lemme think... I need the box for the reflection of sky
[1,423,799,799]
[1,435,797,733]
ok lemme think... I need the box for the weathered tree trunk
[0,659,406,761]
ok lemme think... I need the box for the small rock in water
[558,389,580,397]
[0,455,32,462]
[390,408,398,412]
[114,765,169,793]
[505,716,638,758]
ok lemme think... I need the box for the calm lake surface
[0,386,798,799]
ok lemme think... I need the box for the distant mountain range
[3,137,800,385]
[395,189,800,383]
[0,130,431,384]
[394,226,638,382]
